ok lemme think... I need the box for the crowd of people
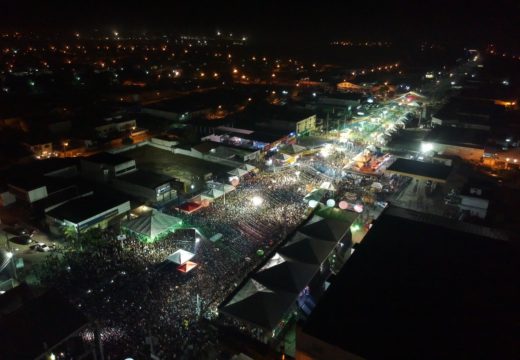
[33,145,410,359]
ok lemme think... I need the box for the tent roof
[177,261,198,273]
[320,181,336,191]
[300,215,350,242]
[275,153,293,161]
[281,144,306,155]
[167,249,195,265]
[252,254,318,293]
[222,279,296,330]
[123,210,182,240]
[207,181,236,193]
[228,168,248,177]
[279,234,336,265]
[201,188,225,199]
[241,164,257,171]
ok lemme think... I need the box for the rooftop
[8,175,76,193]
[303,206,518,359]
[83,152,133,166]
[46,193,128,224]
[116,169,173,189]
[424,126,489,149]
[122,145,234,182]
[386,158,452,182]
[434,98,504,125]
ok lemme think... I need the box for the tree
[62,225,78,249]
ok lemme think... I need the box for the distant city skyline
[2,0,520,47]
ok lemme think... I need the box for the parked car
[9,235,32,245]
[30,242,51,252]
[4,227,34,237]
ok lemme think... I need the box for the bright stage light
[251,196,263,206]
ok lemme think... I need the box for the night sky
[2,0,520,46]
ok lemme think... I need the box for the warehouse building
[46,194,130,234]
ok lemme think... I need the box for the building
[80,152,137,182]
[94,115,137,138]
[317,92,365,109]
[22,138,53,158]
[7,176,77,205]
[112,169,177,204]
[46,193,131,234]
[385,158,452,184]
[297,206,517,360]
[458,86,518,109]
[422,127,488,161]
[202,126,291,153]
[250,105,317,136]
[431,98,504,131]
[220,213,357,345]
[192,141,260,162]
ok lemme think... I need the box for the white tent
[122,210,182,241]
[167,249,195,265]
[320,181,336,191]
[201,188,225,200]
[207,181,236,194]
[241,164,257,172]
[228,168,249,177]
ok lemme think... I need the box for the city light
[421,143,433,153]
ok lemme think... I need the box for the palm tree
[61,225,81,250]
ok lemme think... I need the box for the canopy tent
[167,249,195,265]
[281,144,306,155]
[177,261,198,273]
[394,91,427,106]
[201,188,225,201]
[177,201,203,214]
[278,233,337,265]
[241,164,257,172]
[252,253,318,294]
[274,153,294,163]
[227,168,249,178]
[221,279,296,330]
[206,181,236,194]
[319,181,336,191]
[122,210,182,242]
[299,215,351,242]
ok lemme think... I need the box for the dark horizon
[2,0,520,48]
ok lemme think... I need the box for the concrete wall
[8,185,48,203]
[0,191,16,207]
[149,137,179,151]
[114,160,137,177]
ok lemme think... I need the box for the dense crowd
[33,146,410,359]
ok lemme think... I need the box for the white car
[30,242,51,252]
